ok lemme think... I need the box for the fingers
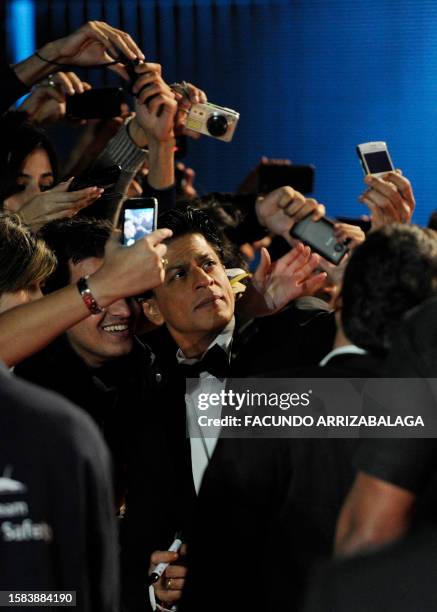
[32,85,64,104]
[146,228,173,248]
[310,201,326,221]
[283,198,318,223]
[293,252,322,284]
[275,186,305,210]
[273,242,308,273]
[55,71,86,95]
[154,243,168,260]
[146,92,178,118]
[333,223,365,248]
[54,183,103,202]
[253,247,271,284]
[359,171,415,225]
[134,61,162,77]
[181,82,207,105]
[132,70,169,98]
[304,271,328,295]
[51,178,74,193]
[87,21,144,61]
[164,565,188,580]
[41,186,103,214]
[154,586,182,605]
[150,550,179,565]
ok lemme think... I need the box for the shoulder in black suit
[179,352,384,612]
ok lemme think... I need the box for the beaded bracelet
[77,276,105,315]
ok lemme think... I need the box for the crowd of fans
[1,20,437,612]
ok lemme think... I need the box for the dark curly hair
[342,224,437,355]
[0,113,59,204]
[158,205,245,269]
[38,217,112,293]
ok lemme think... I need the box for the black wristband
[34,50,119,70]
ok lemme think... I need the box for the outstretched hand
[238,243,327,319]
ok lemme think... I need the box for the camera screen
[364,151,393,174]
[123,208,155,246]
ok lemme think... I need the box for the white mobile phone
[356,141,395,177]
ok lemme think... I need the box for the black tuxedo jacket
[179,352,383,612]
[121,306,336,611]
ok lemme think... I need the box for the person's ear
[142,298,165,326]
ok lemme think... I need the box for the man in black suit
[179,224,437,612]
[123,205,331,611]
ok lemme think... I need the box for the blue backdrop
[5,0,437,225]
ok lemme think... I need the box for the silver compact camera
[186,102,240,142]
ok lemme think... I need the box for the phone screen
[363,151,393,174]
[123,206,156,246]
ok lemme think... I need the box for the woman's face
[16,146,54,193]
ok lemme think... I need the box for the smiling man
[15,217,165,507]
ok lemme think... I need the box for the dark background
[3,0,437,225]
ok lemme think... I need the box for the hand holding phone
[122,198,158,246]
[290,215,349,265]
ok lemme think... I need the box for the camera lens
[206,113,228,137]
[334,243,345,252]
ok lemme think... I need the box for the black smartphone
[68,165,121,192]
[66,88,126,119]
[122,198,158,246]
[258,164,315,194]
[290,215,349,265]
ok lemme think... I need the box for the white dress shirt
[177,318,235,494]
[319,344,367,367]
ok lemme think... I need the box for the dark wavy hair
[0,113,59,204]
[38,217,112,293]
[342,224,437,355]
[158,204,246,269]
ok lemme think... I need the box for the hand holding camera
[171,81,239,142]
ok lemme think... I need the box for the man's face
[145,233,235,355]
[67,257,140,368]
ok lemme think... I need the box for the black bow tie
[178,344,230,380]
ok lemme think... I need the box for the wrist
[86,270,118,309]
[14,52,52,87]
[38,42,60,63]
[147,137,176,151]
[128,117,148,149]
